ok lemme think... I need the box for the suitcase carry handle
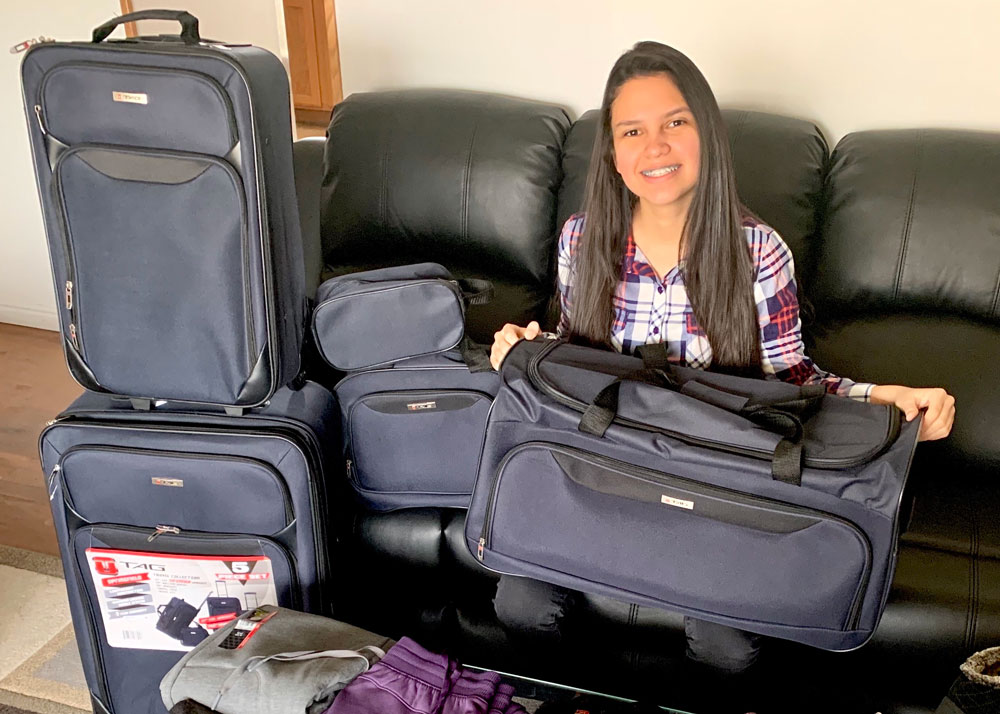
[92,10,201,45]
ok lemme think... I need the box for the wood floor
[0,323,81,556]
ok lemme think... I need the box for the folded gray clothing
[160,606,395,714]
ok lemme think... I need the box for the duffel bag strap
[456,278,494,306]
[579,367,819,486]
[578,368,677,437]
[458,336,494,373]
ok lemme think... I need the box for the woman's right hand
[490,321,541,370]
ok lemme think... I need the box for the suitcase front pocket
[347,389,493,502]
[53,146,254,403]
[58,445,292,536]
[481,443,872,631]
[40,62,237,156]
[70,525,296,714]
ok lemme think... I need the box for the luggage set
[22,10,335,714]
[22,10,921,714]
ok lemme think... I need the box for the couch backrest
[320,90,570,342]
[316,92,996,472]
[810,129,1000,472]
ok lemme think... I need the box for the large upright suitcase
[39,381,337,714]
[21,10,306,411]
[466,338,922,651]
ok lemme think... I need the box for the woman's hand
[490,321,541,370]
[870,385,956,442]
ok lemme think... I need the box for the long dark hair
[570,41,761,373]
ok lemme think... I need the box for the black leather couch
[291,90,1000,713]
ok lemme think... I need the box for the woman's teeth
[641,165,679,177]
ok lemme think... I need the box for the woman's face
[610,74,700,216]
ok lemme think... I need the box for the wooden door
[283,0,342,123]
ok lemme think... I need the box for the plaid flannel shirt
[556,213,873,400]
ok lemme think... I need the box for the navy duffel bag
[465,338,921,651]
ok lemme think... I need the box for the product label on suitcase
[85,548,278,651]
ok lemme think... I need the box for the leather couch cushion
[809,315,998,471]
[557,109,828,288]
[815,129,1000,321]
[320,90,570,342]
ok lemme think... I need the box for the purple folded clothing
[325,637,525,714]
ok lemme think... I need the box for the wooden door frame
[291,0,343,124]
[119,0,138,37]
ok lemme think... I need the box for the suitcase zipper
[57,444,295,526]
[479,441,872,630]
[41,418,329,614]
[147,524,180,542]
[37,61,238,149]
[526,339,900,470]
[74,524,301,608]
[50,143,255,374]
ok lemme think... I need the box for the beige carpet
[0,546,88,714]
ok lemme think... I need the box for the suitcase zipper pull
[68,323,78,350]
[46,465,60,501]
[477,538,485,561]
[33,104,48,136]
[64,281,73,310]
[148,525,181,543]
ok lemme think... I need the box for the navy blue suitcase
[334,351,499,510]
[21,10,306,411]
[39,381,337,714]
[466,339,921,651]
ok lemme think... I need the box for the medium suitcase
[466,338,922,651]
[21,10,306,411]
[38,381,336,714]
[334,350,499,510]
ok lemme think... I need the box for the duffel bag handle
[578,367,823,486]
[92,9,201,44]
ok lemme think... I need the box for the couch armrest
[293,136,326,298]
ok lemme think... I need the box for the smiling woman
[487,39,956,710]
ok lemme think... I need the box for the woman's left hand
[869,385,956,442]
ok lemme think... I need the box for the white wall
[2,2,124,330]
[130,0,290,79]
[336,0,1000,145]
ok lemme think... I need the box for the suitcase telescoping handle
[92,9,201,45]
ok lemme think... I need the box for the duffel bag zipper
[57,444,294,526]
[50,143,254,374]
[41,418,328,611]
[478,441,872,630]
[526,339,900,470]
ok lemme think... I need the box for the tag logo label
[661,494,694,510]
[406,401,437,411]
[113,91,147,105]
[152,477,183,488]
